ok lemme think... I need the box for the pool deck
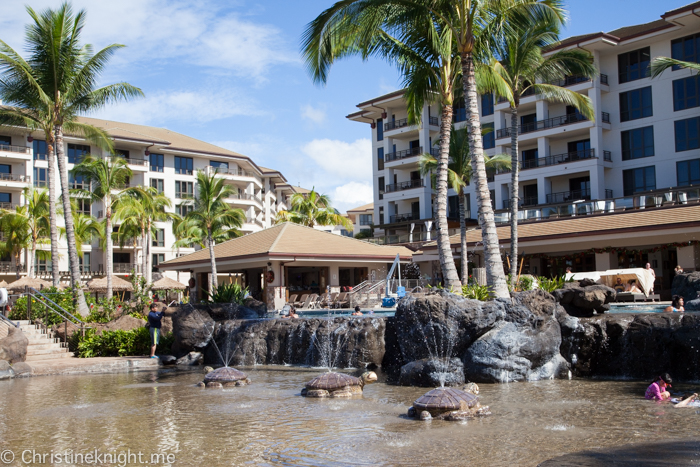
[22,356,159,378]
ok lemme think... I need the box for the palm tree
[650,57,700,78]
[275,188,352,229]
[0,3,143,315]
[484,19,595,287]
[419,126,511,282]
[172,216,239,252]
[185,171,245,291]
[21,187,51,278]
[60,210,101,268]
[0,206,34,279]
[72,155,132,299]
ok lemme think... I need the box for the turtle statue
[407,384,490,421]
[301,371,378,398]
[197,366,251,388]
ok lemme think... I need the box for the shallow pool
[608,305,669,313]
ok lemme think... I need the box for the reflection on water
[1,367,699,466]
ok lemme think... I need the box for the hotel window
[483,123,495,149]
[210,160,229,170]
[673,75,700,111]
[481,93,494,117]
[33,139,48,160]
[175,180,194,198]
[150,153,164,172]
[114,149,129,159]
[174,156,193,175]
[0,193,11,205]
[69,173,87,190]
[113,252,130,264]
[152,253,165,272]
[448,195,459,219]
[377,147,384,171]
[378,177,384,200]
[35,254,48,273]
[671,33,700,69]
[76,199,91,216]
[623,166,656,196]
[378,206,384,225]
[67,143,90,164]
[677,159,700,186]
[79,252,91,273]
[621,126,654,160]
[359,214,372,225]
[453,98,466,123]
[34,167,47,187]
[377,118,383,141]
[177,203,193,217]
[618,47,650,84]
[0,165,10,176]
[150,178,164,193]
[152,229,165,247]
[0,135,11,146]
[675,117,700,152]
[619,87,653,122]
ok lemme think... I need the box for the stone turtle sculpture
[197,366,251,388]
[407,383,490,421]
[301,371,377,398]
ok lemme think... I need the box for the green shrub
[507,274,535,292]
[462,283,492,301]
[537,275,572,293]
[205,282,248,304]
[75,327,174,358]
[9,287,96,326]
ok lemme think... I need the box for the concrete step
[14,320,31,325]
[27,343,66,350]
[26,336,59,344]
[26,347,70,356]
[25,352,74,361]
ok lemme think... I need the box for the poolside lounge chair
[306,294,319,309]
[316,293,330,308]
[286,294,298,307]
[294,294,309,308]
[335,292,349,308]
[323,292,338,308]
[300,294,316,309]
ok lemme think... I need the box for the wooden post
[25,286,31,320]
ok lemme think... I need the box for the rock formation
[0,326,28,364]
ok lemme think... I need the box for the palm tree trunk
[14,250,20,280]
[460,51,509,298]
[28,238,36,279]
[509,104,519,289]
[105,194,113,299]
[54,125,89,316]
[459,193,468,283]
[47,139,60,286]
[208,229,217,290]
[132,238,139,275]
[146,219,153,284]
[141,226,147,279]
[436,103,461,289]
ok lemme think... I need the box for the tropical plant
[275,188,352,229]
[9,286,96,326]
[72,155,132,298]
[0,2,143,315]
[20,187,52,277]
[484,18,595,287]
[59,210,101,272]
[650,57,700,78]
[537,274,571,293]
[205,282,249,305]
[0,206,34,278]
[185,170,245,291]
[74,327,173,358]
[172,214,240,252]
[462,283,492,301]
[420,126,511,283]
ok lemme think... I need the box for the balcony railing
[205,166,253,177]
[384,117,438,131]
[0,262,26,273]
[503,196,539,209]
[546,188,592,204]
[429,116,439,126]
[246,217,264,227]
[121,157,148,166]
[384,179,424,193]
[386,147,423,162]
[0,144,30,154]
[0,173,29,183]
[389,213,421,223]
[496,112,589,138]
[498,148,607,174]
[175,192,195,199]
[34,180,47,188]
[228,192,262,203]
[601,112,610,123]
[364,227,462,245]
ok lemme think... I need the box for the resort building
[347,2,700,292]
[0,116,298,283]
[346,202,375,237]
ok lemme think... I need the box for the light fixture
[145,150,150,156]
[27,136,33,143]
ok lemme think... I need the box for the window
[79,252,91,273]
[453,98,466,123]
[152,253,165,272]
[675,117,700,152]
[34,167,47,187]
[0,193,11,204]
[0,135,11,145]
[378,177,384,200]
[114,149,129,159]
[623,166,656,195]
[75,199,91,215]
[152,229,165,247]
[672,33,700,68]
[175,180,194,198]
[35,254,48,273]
[33,139,48,160]
[673,75,700,111]
[377,147,384,171]
[522,148,538,168]
[67,144,90,164]
[483,123,495,149]
[481,93,494,117]
[174,156,193,175]
[677,159,700,186]
[619,87,653,122]
[0,164,10,174]
[149,153,164,172]
[113,252,130,264]
[621,126,654,160]
[177,203,193,217]
[448,195,459,219]
[210,160,229,170]
[377,118,383,141]
[150,178,164,193]
[69,173,87,190]
[618,47,650,83]
[359,214,372,225]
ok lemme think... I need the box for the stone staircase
[14,320,73,361]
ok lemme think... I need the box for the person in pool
[664,295,684,313]
[645,373,672,401]
[352,306,363,316]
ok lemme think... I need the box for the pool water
[608,305,669,313]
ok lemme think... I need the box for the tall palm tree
[185,171,245,291]
[0,2,143,315]
[0,206,34,279]
[275,188,352,229]
[60,210,101,268]
[484,19,595,287]
[72,155,132,298]
[21,187,51,278]
[172,216,239,251]
[419,126,510,282]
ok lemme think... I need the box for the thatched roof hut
[6,276,52,293]
[151,276,187,291]
[86,275,133,293]
[0,280,8,288]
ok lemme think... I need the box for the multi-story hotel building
[0,116,299,282]
[348,2,700,289]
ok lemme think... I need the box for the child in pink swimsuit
[645,373,672,400]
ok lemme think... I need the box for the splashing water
[311,310,350,372]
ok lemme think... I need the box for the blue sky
[0,0,689,212]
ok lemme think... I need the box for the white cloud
[300,138,372,182]
[332,182,374,214]
[91,89,264,126]
[300,104,327,125]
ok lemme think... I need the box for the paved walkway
[26,356,159,377]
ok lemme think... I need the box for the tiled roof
[159,222,414,268]
[347,202,374,213]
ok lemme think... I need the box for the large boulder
[243,297,268,317]
[685,298,700,311]
[171,306,215,357]
[0,326,28,364]
[0,360,14,380]
[672,272,700,302]
[398,358,465,387]
[101,314,146,332]
[553,284,616,317]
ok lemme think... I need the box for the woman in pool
[664,295,684,313]
[645,374,672,401]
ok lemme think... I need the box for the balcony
[546,188,593,204]
[0,173,30,184]
[498,149,611,174]
[364,227,461,245]
[0,144,31,159]
[384,116,438,131]
[245,217,264,228]
[384,179,424,193]
[228,192,263,205]
[503,196,538,209]
[175,192,195,199]
[0,262,26,273]
[497,113,591,139]
[385,146,423,163]
[389,212,421,223]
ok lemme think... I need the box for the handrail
[0,313,19,328]
[27,287,85,325]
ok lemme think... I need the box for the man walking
[148,303,165,358]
